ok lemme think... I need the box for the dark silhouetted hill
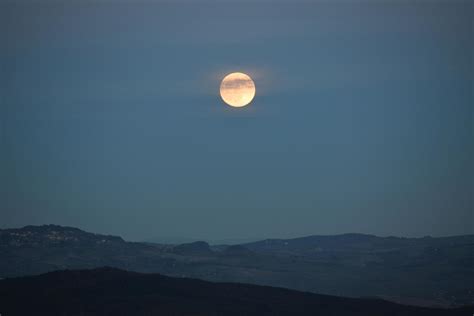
[0,267,471,316]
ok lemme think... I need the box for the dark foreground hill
[1,225,473,307]
[0,267,471,316]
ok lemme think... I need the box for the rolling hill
[0,267,471,316]
[1,224,473,307]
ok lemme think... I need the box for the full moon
[220,72,256,107]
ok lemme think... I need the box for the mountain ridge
[2,224,473,245]
[0,267,471,316]
[1,224,473,307]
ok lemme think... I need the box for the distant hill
[172,241,213,256]
[0,267,471,316]
[145,236,262,245]
[221,244,255,256]
[1,225,473,307]
[243,233,474,255]
[0,224,125,247]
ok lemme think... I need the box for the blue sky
[1,1,472,241]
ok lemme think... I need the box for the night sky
[1,1,472,242]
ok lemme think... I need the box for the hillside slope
[0,267,471,316]
[1,225,473,306]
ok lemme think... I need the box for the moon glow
[220,72,256,108]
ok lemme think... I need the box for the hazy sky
[1,1,472,241]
